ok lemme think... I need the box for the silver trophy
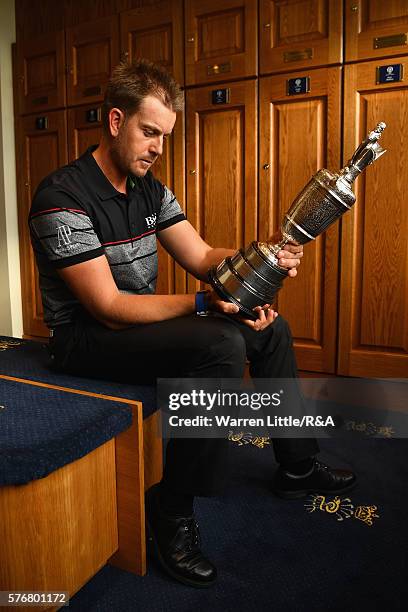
[208,122,387,319]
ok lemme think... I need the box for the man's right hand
[207,291,278,332]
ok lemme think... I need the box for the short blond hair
[102,59,184,131]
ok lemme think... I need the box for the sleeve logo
[57,225,73,248]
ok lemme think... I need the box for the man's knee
[196,318,247,376]
[273,314,292,337]
[265,314,294,349]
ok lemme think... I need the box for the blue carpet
[68,436,408,612]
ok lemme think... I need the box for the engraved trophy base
[208,241,289,319]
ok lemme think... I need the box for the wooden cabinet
[184,0,257,86]
[67,104,103,161]
[66,16,120,106]
[259,67,342,372]
[16,111,68,339]
[186,80,257,292]
[338,57,408,377]
[121,0,184,85]
[259,0,342,75]
[345,0,408,62]
[15,32,66,115]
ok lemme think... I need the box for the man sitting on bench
[29,59,356,589]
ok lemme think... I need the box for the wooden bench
[0,337,162,610]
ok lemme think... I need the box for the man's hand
[208,291,278,332]
[268,230,303,278]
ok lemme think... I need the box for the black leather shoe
[272,459,357,499]
[145,484,217,588]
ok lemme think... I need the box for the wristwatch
[195,290,210,316]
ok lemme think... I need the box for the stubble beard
[110,131,134,177]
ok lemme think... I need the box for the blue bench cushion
[0,336,156,418]
[0,378,132,485]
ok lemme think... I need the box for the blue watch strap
[195,290,210,316]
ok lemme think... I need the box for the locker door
[259,67,342,372]
[339,57,408,377]
[16,111,68,339]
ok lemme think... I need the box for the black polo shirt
[29,145,185,327]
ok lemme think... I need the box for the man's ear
[108,108,125,137]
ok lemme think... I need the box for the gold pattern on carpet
[345,419,395,438]
[228,431,270,448]
[0,339,22,351]
[305,494,380,526]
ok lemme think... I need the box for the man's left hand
[269,230,303,278]
[277,243,303,277]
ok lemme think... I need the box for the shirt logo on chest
[145,213,157,229]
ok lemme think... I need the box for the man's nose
[150,135,163,156]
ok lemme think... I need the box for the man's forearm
[99,293,196,328]
[195,248,236,282]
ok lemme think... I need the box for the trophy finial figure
[341,121,387,184]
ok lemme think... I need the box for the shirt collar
[79,145,132,201]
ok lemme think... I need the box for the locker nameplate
[376,64,403,84]
[286,76,310,96]
[284,49,313,63]
[374,33,407,49]
[207,62,231,76]
[35,117,48,130]
[86,108,101,123]
[211,88,231,105]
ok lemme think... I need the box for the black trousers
[50,310,319,497]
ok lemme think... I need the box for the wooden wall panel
[185,0,257,86]
[259,67,342,372]
[15,0,64,40]
[66,16,120,106]
[121,0,184,85]
[339,57,408,377]
[16,111,68,339]
[186,80,257,292]
[345,0,408,62]
[67,105,103,161]
[260,0,342,74]
[152,112,186,295]
[16,32,66,115]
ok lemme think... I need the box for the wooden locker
[338,57,408,377]
[64,0,119,27]
[184,0,257,86]
[259,0,343,75]
[15,32,66,115]
[65,15,120,107]
[67,104,103,161]
[186,80,257,293]
[16,110,68,339]
[345,0,408,62]
[15,0,64,40]
[259,67,342,373]
[152,111,186,296]
[120,0,184,85]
